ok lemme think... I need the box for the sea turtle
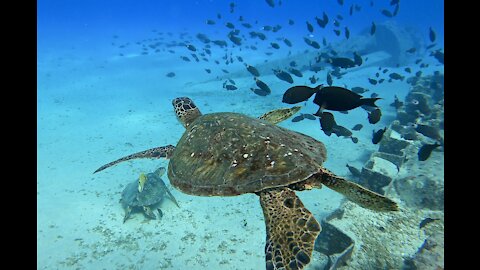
[120,167,179,223]
[95,97,398,270]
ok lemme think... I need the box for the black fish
[313,86,381,113]
[371,22,376,35]
[228,78,236,85]
[372,127,387,144]
[212,40,228,47]
[282,85,322,104]
[393,3,400,16]
[419,217,439,229]
[229,2,235,13]
[426,43,437,50]
[382,69,389,74]
[228,34,242,45]
[353,52,363,66]
[221,69,229,73]
[368,78,378,85]
[166,72,175,78]
[351,136,359,143]
[180,56,190,62]
[418,142,441,161]
[404,67,412,73]
[246,64,260,77]
[415,124,442,141]
[315,12,329,28]
[327,72,333,86]
[290,61,297,67]
[205,69,211,74]
[389,73,405,81]
[328,57,356,68]
[429,27,436,43]
[288,68,303,77]
[406,47,416,53]
[345,27,350,39]
[346,164,361,177]
[291,115,304,122]
[242,23,252,28]
[390,95,403,109]
[319,112,336,136]
[186,44,197,51]
[333,29,341,36]
[250,87,270,96]
[288,19,294,25]
[271,42,280,49]
[381,9,393,17]
[283,38,292,47]
[368,108,382,124]
[303,114,316,120]
[352,124,363,131]
[224,84,237,90]
[306,21,314,33]
[351,87,368,94]
[333,19,340,27]
[274,69,294,84]
[206,19,216,25]
[309,75,318,84]
[332,124,352,138]
[236,56,243,62]
[431,50,444,64]
[265,0,275,8]
[255,78,271,94]
[337,0,344,5]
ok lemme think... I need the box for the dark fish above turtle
[282,85,322,104]
[313,86,380,115]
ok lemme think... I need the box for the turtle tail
[93,145,175,174]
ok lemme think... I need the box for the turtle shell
[121,172,167,207]
[168,112,327,196]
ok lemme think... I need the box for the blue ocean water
[38,1,444,269]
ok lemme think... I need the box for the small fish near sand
[282,85,322,104]
[313,86,381,115]
[418,142,441,161]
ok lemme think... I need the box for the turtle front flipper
[259,188,321,270]
[316,168,399,212]
[93,145,175,174]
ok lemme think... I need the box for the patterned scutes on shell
[168,112,327,196]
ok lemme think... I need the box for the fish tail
[361,97,381,107]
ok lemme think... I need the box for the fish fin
[360,97,381,107]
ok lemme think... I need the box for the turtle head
[172,97,202,128]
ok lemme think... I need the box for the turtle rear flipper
[93,145,175,174]
[317,168,398,212]
[259,188,321,270]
